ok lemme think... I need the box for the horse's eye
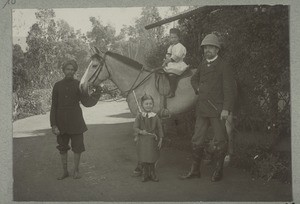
[92,64,98,68]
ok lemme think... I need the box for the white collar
[206,55,218,63]
[141,112,156,118]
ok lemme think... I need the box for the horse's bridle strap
[88,54,110,85]
[88,51,155,96]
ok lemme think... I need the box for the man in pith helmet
[181,33,235,182]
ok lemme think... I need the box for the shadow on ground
[107,112,134,119]
[13,122,293,202]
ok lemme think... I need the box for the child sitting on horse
[133,94,164,182]
[162,28,189,98]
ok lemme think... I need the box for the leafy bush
[13,89,52,121]
[231,144,291,183]
[177,5,290,136]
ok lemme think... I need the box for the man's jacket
[50,78,87,134]
[191,57,236,117]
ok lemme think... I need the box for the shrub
[231,144,291,183]
[13,88,52,121]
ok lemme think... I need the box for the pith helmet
[200,33,221,49]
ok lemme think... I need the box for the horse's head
[79,47,110,96]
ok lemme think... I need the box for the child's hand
[164,57,172,64]
[134,136,138,142]
[158,138,163,149]
[52,126,60,136]
[139,130,148,135]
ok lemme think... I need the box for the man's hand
[220,110,229,120]
[52,126,60,136]
[158,138,163,149]
[88,85,103,97]
[139,130,148,135]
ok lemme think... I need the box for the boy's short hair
[141,93,154,105]
[62,59,78,72]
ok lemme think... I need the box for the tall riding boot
[150,163,159,182]
[73,153,82,179]
[57,153,69,180]
[211,151,226,182]
[141,163,150,182]
[180,147,203,179]
[167,74,178,98]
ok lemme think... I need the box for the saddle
[154,67,193,119]
[155,67,192,96]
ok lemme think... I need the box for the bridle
[86,51,157,98]
[87,53,110,86]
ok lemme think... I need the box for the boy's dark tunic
[133,113,164,163]
[50,78,87,135]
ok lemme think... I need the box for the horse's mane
[106,51,144,70]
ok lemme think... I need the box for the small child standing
[133,94,164,182]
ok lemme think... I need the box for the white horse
[79,49,198,116]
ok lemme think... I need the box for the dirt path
[13,101,292,202]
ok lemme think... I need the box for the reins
[122,67,158,97]
[88,53,110,85]
[88,51,160,98]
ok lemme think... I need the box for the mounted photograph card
[1,0,300,203]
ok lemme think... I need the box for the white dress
[163,42,188,75]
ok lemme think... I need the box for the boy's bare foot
[57,172,69,180]
[73,171,82,179]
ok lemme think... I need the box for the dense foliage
[178,5,290,138]
[13,7,167,119]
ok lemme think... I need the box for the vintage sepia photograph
[4,2,296,202]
